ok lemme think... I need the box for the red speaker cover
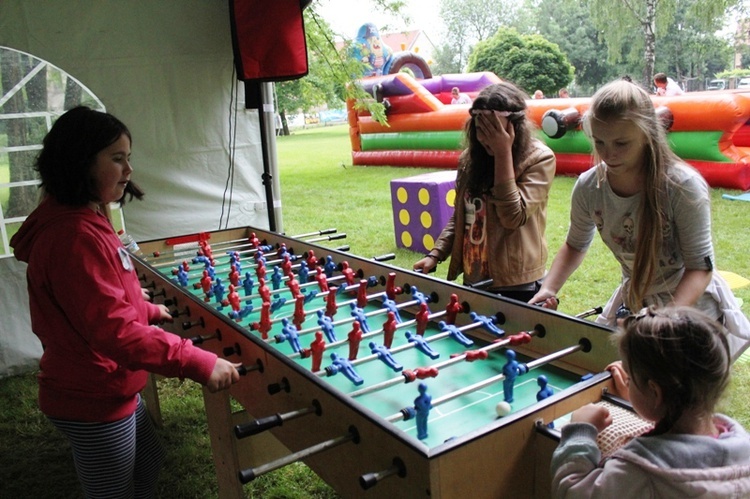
[229,0,309,81]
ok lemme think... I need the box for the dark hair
[462,81,535,197]
[617,306,731,435]
[36,106,144,206]
[653,73,667,84]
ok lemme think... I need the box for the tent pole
[256,82,281,232]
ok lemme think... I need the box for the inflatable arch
[347,72,750,190]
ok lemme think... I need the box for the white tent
[0,0,283,376]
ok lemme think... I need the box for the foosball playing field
[134,226,625,498]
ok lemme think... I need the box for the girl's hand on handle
[606,361,630,401]
[528,290,559,310]
[413,256,437,274]
[571,403,612,432]
[206,359,242,393]
[155,304,173,323]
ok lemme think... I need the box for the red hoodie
[11,197,217,422]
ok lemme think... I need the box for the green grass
[2,123,750,497]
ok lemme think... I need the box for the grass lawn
[2,123,750,498]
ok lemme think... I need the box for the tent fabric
[230,0,309,81]
[0,259,42,378]
[0,0,278,376]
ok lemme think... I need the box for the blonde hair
[584,80,682,310]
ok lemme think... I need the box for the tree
[533,0,623,94]
[467,28,574,97]
[657,0,733,88]
[585,0,738,87]
[274,3,401,134]
[437,0,521,74]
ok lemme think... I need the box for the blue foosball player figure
[276,317,301,353]
[382,298,403,323]
[405,331,440,359]
[326,352,364,385]
[502,349,528,403]
[438,321,474,347]
[469,311,505,337]
[349,303,370,333]
[316,309,337,342]
[536,375,555,428]
[297,260,310,283]
[324,255,336,278]
[271,265,283,295]
[242,272,254,296]
[369,341,403,371]
[414,382,433,440]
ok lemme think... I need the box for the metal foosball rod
[384,339,592,424]
[237,426,361,484]
[234,400,322,439]
[347,330,537,398]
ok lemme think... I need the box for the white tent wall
[0,1,281,376]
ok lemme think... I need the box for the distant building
[380,29,436,66]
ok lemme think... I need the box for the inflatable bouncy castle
[347,71,750,190]
[350,22,432,79]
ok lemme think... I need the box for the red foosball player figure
[385,272,403,300]
[286,272,301,299]
[256,301,272,339]
[256,260,267,281]
[382,311,398,348]
[257,277,271,303]
[325,286,338,318]
[306,250,318,269]
[227,285,241,318]
[199,240,213,261]
[315,266,329,293]
[281,254,293,276]
[341,261,356,287]
[200,270,212,302]
[356,279,368,308]
[309,331,326,372]
[415,302,430,336]
[347,321,363,360]
[228,264,241,287]
[249,232,260,249]
[445,293,463,325]
[293,294,306,329]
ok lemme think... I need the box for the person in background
[413,81,556,302]
[558,88,570,98]
[653,72,684,96]
[551,306,750,498]
[533,89,545,99]
[10,106,241,498]
[529,79,750,360]
[450,86,472,105]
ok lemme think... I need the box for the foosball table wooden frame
[134,226,619,498]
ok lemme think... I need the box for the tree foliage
[274,3,393,133]
[585,0,738,86]
[435,0,522,74]
[533,0,622,94]
[467,28,574,96]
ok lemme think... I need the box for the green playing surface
[168,259,581,447]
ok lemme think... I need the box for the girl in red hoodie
[11,106,240,498]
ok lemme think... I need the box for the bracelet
[424,254,438,263]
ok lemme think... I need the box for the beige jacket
[428,139,556,288]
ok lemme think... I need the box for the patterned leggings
[49,395,165,499]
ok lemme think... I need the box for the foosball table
[133,226,622,498]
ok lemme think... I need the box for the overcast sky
[315,0,445,43]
